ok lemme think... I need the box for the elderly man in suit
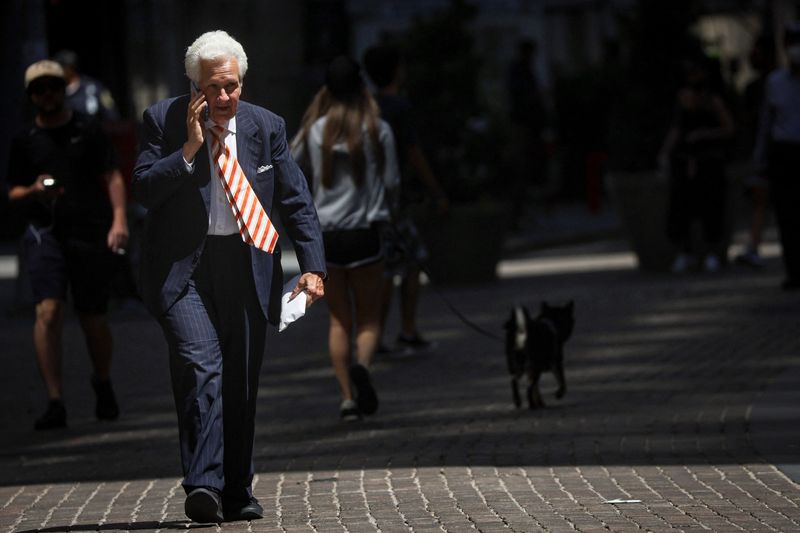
[132,30,326,524]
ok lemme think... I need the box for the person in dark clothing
[6,60,129,430]
[53,49,120,122]
[506,38,548,230]
[53,50,139,302]
[362,44,449,354]
[752,23,800,289]
[658,57,735,273]
[735,34,777,269]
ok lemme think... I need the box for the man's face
[198,57,242,123]
[28,76,66,115]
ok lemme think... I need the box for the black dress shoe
[184,487,223,523]
[224,498,264,521]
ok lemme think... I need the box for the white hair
[184,30,248,83]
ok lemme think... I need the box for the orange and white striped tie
[209,124,278,253]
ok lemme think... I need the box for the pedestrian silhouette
[53,49,120,123]
[362,43,449,355]
[752,22,800,290]
[54,49,140,301]
[735,34,777,269]
[506,38,548,231]
[658,56,735,273]
[5,60,129,430]
[292,55,400,422]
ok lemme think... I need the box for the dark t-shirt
[7,112,117,240]
[65,76,120,122]
[507,59,545,133]
[374,93,421,203]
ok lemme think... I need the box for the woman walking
[292,56,400,421]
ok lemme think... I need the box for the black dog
[503,301,574,408]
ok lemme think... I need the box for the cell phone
[190,81,209,121]
[42,177,58,188]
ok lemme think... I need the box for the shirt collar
[205,116,237,135]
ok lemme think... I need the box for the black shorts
[22,225,114,314]
[322,227,383,269]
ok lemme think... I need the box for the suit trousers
[158,234,266,505]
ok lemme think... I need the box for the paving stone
[2,237,800,532]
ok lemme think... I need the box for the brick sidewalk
[1,239,799,532]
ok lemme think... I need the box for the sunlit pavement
[0,229,798,532]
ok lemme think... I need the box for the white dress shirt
[182,118,241,235]
[204,118,240,235]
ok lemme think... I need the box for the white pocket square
[257,164,273,174]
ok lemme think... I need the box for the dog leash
[421,273,504,343]
[382,208,504,344]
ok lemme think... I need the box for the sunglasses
[28,78,65,96]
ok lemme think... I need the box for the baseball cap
[24,60,65,89]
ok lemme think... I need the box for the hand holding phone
[184,81,208,163]
[190,81,209,122]
[36,174,60,194]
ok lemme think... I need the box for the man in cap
[753,22,800,289]
[5,59,129,429]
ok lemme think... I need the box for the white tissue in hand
[279,274,307,332]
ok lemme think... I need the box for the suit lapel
[198,141,212,212]
[235,109,262,181]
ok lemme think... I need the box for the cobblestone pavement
[0,238,798,532]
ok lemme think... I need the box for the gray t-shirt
[293,116,399,231]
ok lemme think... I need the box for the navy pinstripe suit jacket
[132,95,326,324]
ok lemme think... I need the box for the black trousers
[769,142,800,282]
[667,155,727,251]
[158,235,266,507]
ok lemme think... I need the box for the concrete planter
[415,201,511,284]
[608,170,741,272]
[607,170,675,272]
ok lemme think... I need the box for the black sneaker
[339,399,362,422]
[349,364,378,415]
[34,399,66,430]
[396,333,436,353]
[376,343,392,354]
[735,250,765,269]
[92,376,119,420]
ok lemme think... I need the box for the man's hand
[289,272,325,307]
[35,174,63,198]
[182,90,207,164]
[107,219,129,255]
